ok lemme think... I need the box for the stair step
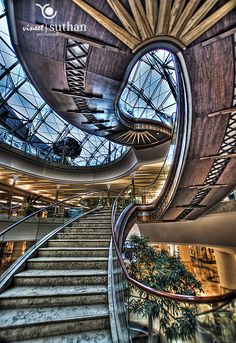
[27,257,108,270]
[0,285,108,308]
[71,225,111,229]
[0,304,109,341]
[64,228,111,233]
[57,233,111,239]
[14,269,107,286]
[13,329,112,343]
[79,214,111,218]
[38,247,109,257]
[49,239,110,247]
[73,219,110,223]
[72,219,111,227]
[0,209,114,341]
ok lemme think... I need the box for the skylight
[0,1,126,167]
[119,49,177,127]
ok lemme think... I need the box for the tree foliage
[124,234,203,341]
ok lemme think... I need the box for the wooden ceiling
[73,0,236,48]
[3,0,236,220]
[9,1,236,148]
[0,162,164,201]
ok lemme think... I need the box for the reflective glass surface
[0,2,126,167]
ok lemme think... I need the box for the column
[178,245,191,262]
[141,192,147,205]
[130,172,136,201]
[178,245,192,271]
[214,250,236,290]
[54,184,60,217]
[107,183,111,208]
[7,175,18,218]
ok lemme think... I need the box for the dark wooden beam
[188,184,229,189]
[81,120,110,124]
[201,26,236,47]
[52,88,103,99]
[176,205,207,209]
[67,110,104,114]
[94,126,115,131]
[208,106,236,117]
[200,154,236,160]
[19,19,127,53]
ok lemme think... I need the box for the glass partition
[108,239,130,342]
[0,192,98,275]
[128,297,236,343]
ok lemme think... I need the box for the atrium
[0,0,236,342]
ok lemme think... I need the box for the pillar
[214,250,236,290]
[7,175,18,218]
[142,193,147,205]
[107,183,111,208]
[178,245,191,262]
[130,172,136,201]
[11,241,23,263]
[54,184,60,217]
[178,245,193,271]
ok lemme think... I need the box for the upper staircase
[0,208,113,343]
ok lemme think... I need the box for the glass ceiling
[119,49,177,127]
[0,1,126,167]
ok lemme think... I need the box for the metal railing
[0,191,99,276]
[0,204,102,292]
[111,189,236,304]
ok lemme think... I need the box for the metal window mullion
[32,108,52,136]
[0,79,27,109]
[0,60,19,81]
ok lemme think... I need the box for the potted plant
[124,235,203,342]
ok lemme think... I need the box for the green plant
[124,234,203,342]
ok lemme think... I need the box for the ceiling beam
[176,205,207,208]
[188,184,229,189]
[51,89,102,99]
[34,20,125,53]
[145,0,158,33]
[200,153,236,160]
[180,0,219,37]
[201,26,236,47]
[107,0,140,39]
[168,0,187,33]
[171,0,201,37]
[72,0,139,49]
[208,107,236,117]
[181,0,236,45]
[128,0,153,39]
[156,0,172,35]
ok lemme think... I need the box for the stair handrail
[111,189,236,304]
[0,205,103,292]
[0,191,98,237]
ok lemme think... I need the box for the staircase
[0,209,113,342]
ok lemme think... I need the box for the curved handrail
[111,193,236,304]
[0,205,102,292]
[0,191,97,237]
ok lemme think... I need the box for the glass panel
[0,192,99,275]
[119,49,177,127]
[0,6,127,167]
